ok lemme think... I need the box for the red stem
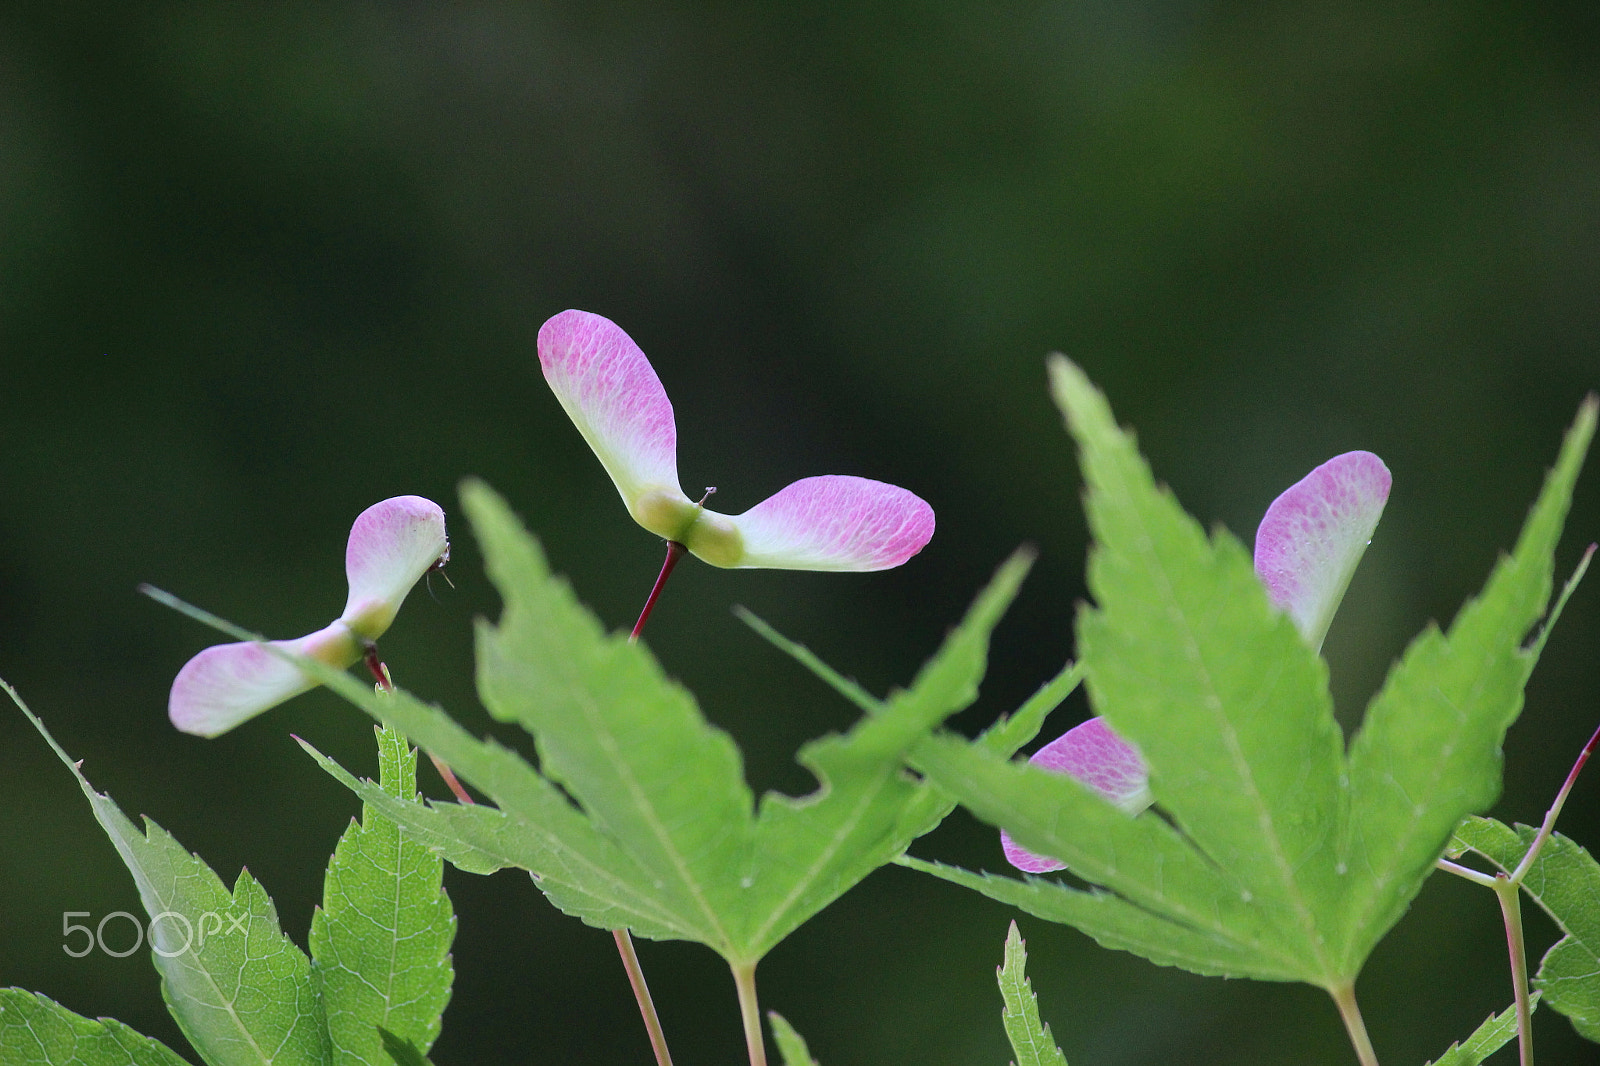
[428,754,476,806]
[362,645,393,691]
[363,642,475,805]
[1557,719,1600,811]
[631,541,687,643]
[1512,717,1600,884]
[608,536,695,1064]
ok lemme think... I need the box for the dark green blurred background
[3,2,1598,1063]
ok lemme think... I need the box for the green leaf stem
[1453,816,1600,1042]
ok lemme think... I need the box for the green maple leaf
[997,922,1070,1066]
[8,682,331,1066]
[309,726,454,1064]
[297,480,1037,970]
[906,362,1594,994]
[0,989,194,1066]
[766,1012,820,1066]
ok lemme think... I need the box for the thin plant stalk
[632,540,689,640]
[1434,710,1600,1066]
[1330,984,1380,1066]
[593,558,689,1066]
[1491,718,1600,1066]
[1426,546,1597,1063]
[733,962,768,1066]
[1493,875,1534,1066]
[1435,857,1498,887]
[614,929,675,1066]
[426,753,475,806]
[629,489,715,640]
[349,552,694,1066]
[1512,718,1600,884]
[360,587,677,1066]
[363,644,475,805]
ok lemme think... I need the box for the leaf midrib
[1096,464,1337,983]
[552,639,738,954]
[914,736,1303,973]
[743,759,901,958]
[108,814,291,1066]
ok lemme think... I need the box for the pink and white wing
[1001,717,1151,874]
[1253,451,1391,650]
[537,310,684,511]
[168,623,358,737]
[341,495,449,637]
[724,475,934,571]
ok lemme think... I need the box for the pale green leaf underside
[998,921,1070,1066]
[1424,995,1538,1066]
[297,715,699,944]
[946,365,1592,988]
[767,1012,820,1066]
[0,990,193,1066]
[903,857,1299,981]
[8,682,330,1066]
[289,481,1028,966]
[909,735,1298,980]
[1453,816,1600,1042]
[308,727,455,1065]
[1050,358,1355,986]
[465,478,1032,963]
